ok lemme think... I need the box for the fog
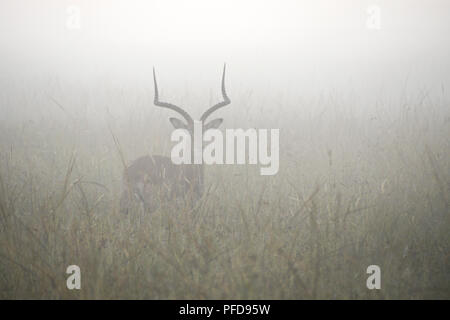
[1,0,450,101]
[0,1,449,299]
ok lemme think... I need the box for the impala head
[153,64,231,136]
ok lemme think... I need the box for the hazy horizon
[1,1,450,101]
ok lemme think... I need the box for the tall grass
[0,85,448,299]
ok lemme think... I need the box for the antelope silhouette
[120,65,231,214]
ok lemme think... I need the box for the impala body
[120,65,230,214]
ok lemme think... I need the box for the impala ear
[169,117,188,130]
[204,118,223,131]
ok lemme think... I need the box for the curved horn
[200,64,231,122]
[153,67,193,125]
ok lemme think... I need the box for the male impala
[120,65,231,214]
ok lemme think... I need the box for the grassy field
[0,85,448,299]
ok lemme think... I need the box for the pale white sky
[0,0,449,99]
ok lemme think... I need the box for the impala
[120,65,231,214]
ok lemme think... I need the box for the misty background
[1,0,450,111]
